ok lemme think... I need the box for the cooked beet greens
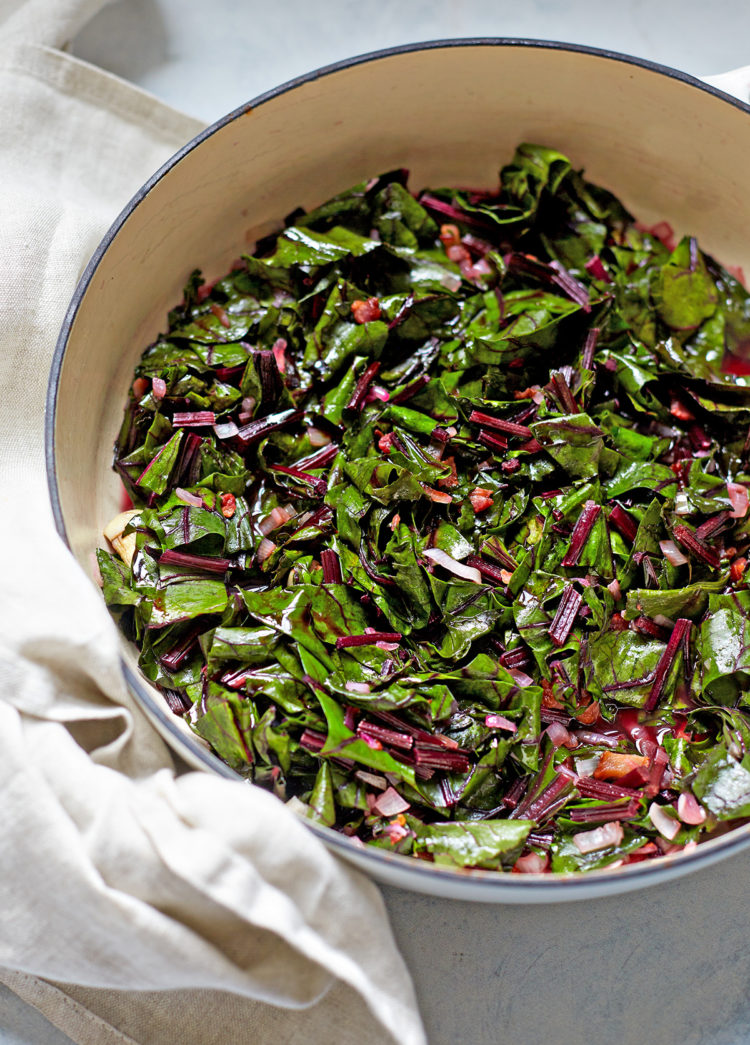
[99,144,750,874]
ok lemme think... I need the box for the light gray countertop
[6,3,750,1043]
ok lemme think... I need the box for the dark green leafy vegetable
[99,144,750,875]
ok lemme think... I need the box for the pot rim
[45,37,750,897]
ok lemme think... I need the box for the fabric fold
[0,4,426,1043]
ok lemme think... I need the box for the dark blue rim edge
[45,36,750,896]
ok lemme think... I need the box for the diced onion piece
[354,770,388,790]
[423,547,482,583]
[607,578,622,600]
[660,539,688,566]
[175,487,204,508]
[345,681,372,694]
[272,337,287,373]
[728,481,749,519]
[372,787,410,817]
[575,755,600,777]
[307,426,332,447]
[103,509,140,543]
[258,505,293,536]
[485,714,517,732]
[513,852,549,874]
[152,376,167,399]
[256,538,277,563]
[653,614,675,629]
[546,720,578,749]
[673,491,691,515]
[649,801,680,839]
[677,791,706,825]
[111,531,137,566]
[241,395,256,414]
[573,821,624,854]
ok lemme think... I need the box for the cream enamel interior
[50,43,750,899]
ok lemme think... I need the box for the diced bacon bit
[372,787,411,818]
[389,512,401,531]
[727,481,749,518]
[152,376,167,399]
[512,852,549,874]
[421,483,453,504]
[669,395,695,422]
[220,493,236,518]
[609,612,628,631]
[513,385,544,403]
[446,243,471,264]
[439,224,461,247]
[385,819,411,844]
[573,821,624,854]
[575,700,600,725]
[132,376,150,398]
[437,456,459,488]
[541,678,565,710]
[731,557,748,584]
[469,487,494,512]
[649,802,680,840]
[351,297,381,323]
[594,751,650,781]
[210,303,231,328]
[378,432,395,452]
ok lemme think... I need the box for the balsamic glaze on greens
[99,144,750,874]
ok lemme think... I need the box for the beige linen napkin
[0,3,426,1043]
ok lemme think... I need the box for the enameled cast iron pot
[46,40,750,902]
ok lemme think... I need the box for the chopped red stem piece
[236,408,302,446]
[346,361,381,412]
[336,632,402,648]
[569,798,641,823]
[644,618,692,713]
[481,538,518,570]
[550,371,580,414]
[518,437,544,454]
[632,616,670,640]
[608,503,638,543]
[158,549,231,574]
[581,327,600,370]
[357,721,414,751]
[466,554,508,585]
[695,510,732,540]
[478,430,509,453]
[574,776,641,800]
[172,411,216,427]
[300,729,326,752]
[672,524,720,569]
[320,549,343,584]
[391,374,431,404]
[561,501,602,566]
[412,745,471,773]
[160,621,205,671]
[498,647,531,670]
[549,584,583,646]
[256,349,282,407]
[469,409,533,438]
[418,192,497,230]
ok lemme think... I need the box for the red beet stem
[498,647,531,670]
[320,549,343,584]
[549,584,583,646]
[695,511,732,539]
[357,721,414,751]
[482,537,519,571]
[632,616,669,641]
[236,408,302,446]
[391,374,431,404]
[336,632,402,648]
[581,327,601,370]
[346,361,381,412]
[478,430,509,453]
[672,524,720,569]
[561,501,601,566]
[300,729,327,752]
[158,549,231,574]
[466,554,508,585]
[575,776,641,800]
[643,618,692,713]
[550,371,580,414]
[160,621,205,671]
[412,745,471,773]
[294,442,340,471]
[172,411,216,427]
[569,798,641,823]
[469,409,533,438]
[609,503,638,543]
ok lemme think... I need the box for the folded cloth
[0,3,425,1043]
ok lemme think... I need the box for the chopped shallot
[372,787,410,817]
[728,482,749,518]
[649,802,680,840]
[423,548,482,583]
[677,791,706,825]
[572,821,624,854]
[659,539,689,566]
